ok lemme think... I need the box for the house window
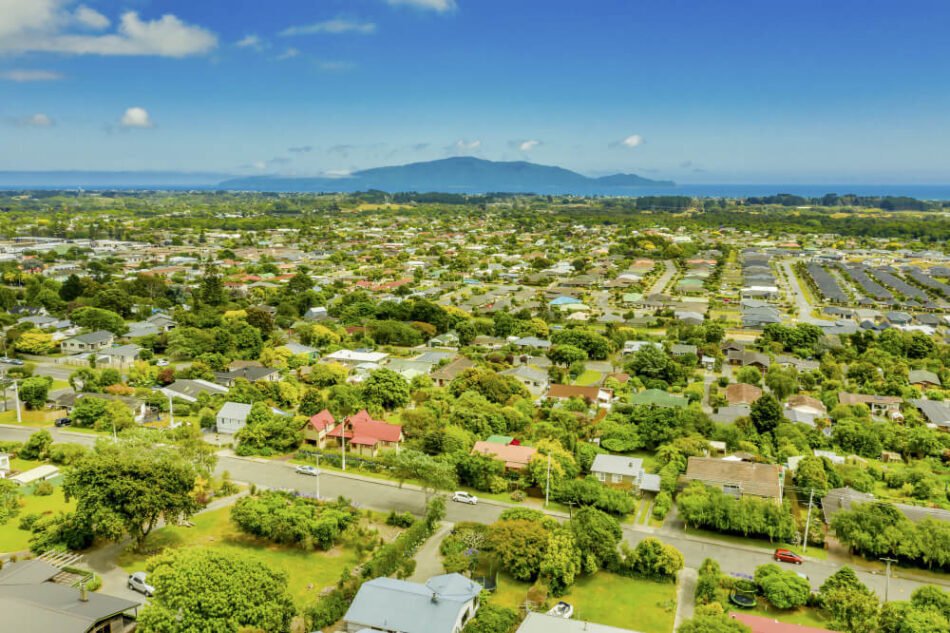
[611,474,623,484]
[596,472,606,482]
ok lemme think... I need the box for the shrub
[231,492,357,550]
[386,511,416,528]
[652,491,672,519]
[33,481,54,496]
[18,513,42,531]
[510,490,526,503]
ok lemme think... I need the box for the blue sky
[3,0,950,183]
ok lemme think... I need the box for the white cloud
[619,134,644,148]
[281,18,376,36]
[518,139,540,152]
[449,139,480,154]
[0,1,217,58]
[275,47,300,61]
[18,113,54,127]
[386,0,457,12]
[235,34,264,50]
[120,107,153,128]
[74,5,109,30]
[0,69,64,81]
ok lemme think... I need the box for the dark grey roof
[69,330,114,345]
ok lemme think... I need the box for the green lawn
[574,370,603,387]
[722,588,830,628]
[0,409,69,427]
[0,485,75,553]
[683,527,828,561]
[116,506,362,608]
[490,572,676,633]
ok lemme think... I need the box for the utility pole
[544,452,551,507]
[881,557,898,603]
[341,420,346,472]
[13,379,21,424]
[167,395,175,428]
[802,489,814,553]
[315,453,322,500]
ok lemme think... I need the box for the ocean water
[610,184,950,200]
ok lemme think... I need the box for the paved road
[0,426,937,603]
[216,455,936,602]
[649,260,678,295]
[779,259,835,326]
[0,425,98,446]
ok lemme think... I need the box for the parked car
[774,549,803,565]
[156,359,170,367]
[452,491,478,505]
[295,465,319,476]
[547,601,574,618]
[128,571,155,597]
[54,417,71,428]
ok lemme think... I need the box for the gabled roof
[591,454,643,478]
[345,574,481,633]
[430,356,476,382]
[730,612,833,633]
[309,409,336,431]
[472,441,537,470]
[909,369,941,386]
[685,457,782,499]
[67,330,114,345]
[725,383,762,405]
[217,401,252,421]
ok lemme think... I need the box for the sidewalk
[673,567,697,630]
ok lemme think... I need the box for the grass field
[491,572,677,633]
[0,485,75,553]
[721,588,830,627]
[684,527,828,561]
[117,506,363,608]
[0,408,69,426]
[574,370,603,386]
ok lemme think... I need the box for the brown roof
[838,392,902,406]
[730,613,833,633]
[785,394,826,413]
[472,441,538,470]
[724,383,762,405]
[685,457,783,499]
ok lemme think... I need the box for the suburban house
[54,392,150,424]
[726,350,771,372]
[303,306,329,321]
[216,401,253,434]
[909,369,942,390]
[431,356,477,387]
[61,330,115,354]
[545,384,614,406]
[910,399,950,430]
[281,342,320,360]
[344,573,482,633]
[590,454,661,493]
[326,410,403,457]
[684,457,784,503]
[160,379,229,404]
[724,383,762,406]
[304,409,337,447]
[214,365,281,387]
[429,331,460,348]
[95,344,141,368]
[323,349,390,368]
[838,392,903,417]
[471,441,538,471]
[517,613,646,633]
[0,559,140,633]
[500,365,550,397]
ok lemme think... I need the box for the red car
[774,549,803,565]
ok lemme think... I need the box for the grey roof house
[61,330,115,354]
[344,573,482,633]
[590,454,660,492]
[0,560,139,633]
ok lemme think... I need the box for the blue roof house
[344,573,482,633]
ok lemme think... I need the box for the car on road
[452,491,478,505]
[774,548,803,565]
[0,357,23,366]
[54,417,72,428]
[295,465,319,476]
[128,571,155,597]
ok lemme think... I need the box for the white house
[216,402,253,434]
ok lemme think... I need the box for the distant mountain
[220,157,674,194]
[0,171,228,189]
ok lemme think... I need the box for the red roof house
[325,410,403,457]
[730,613,833,633]
[303,409,337,447]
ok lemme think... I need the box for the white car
[547,601,574,619]
[156,359,170,367]
[128,571,155,597]
[452,491,478,505]
[295,465,319,476]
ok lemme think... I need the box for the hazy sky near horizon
[2,0,950,183]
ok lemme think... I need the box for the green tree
[487,518,550,582]
[63,442,200,551]
[19,375,52,410]
[13,330,56,354]
[19,429,53,460]
[677,614,750,633]
[462,603,518,633]
[569,506,622,572]
[138,549,296,633]
[362,368,411,410]
[0,478,21,525]
[750,393,783,434]
[540,527,582,595]
[384,449,457,507]
[755,564,810,609]
[70,306,128,335]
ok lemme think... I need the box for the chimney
[79,581,88,602]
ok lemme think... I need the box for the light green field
[0,485,75,553]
